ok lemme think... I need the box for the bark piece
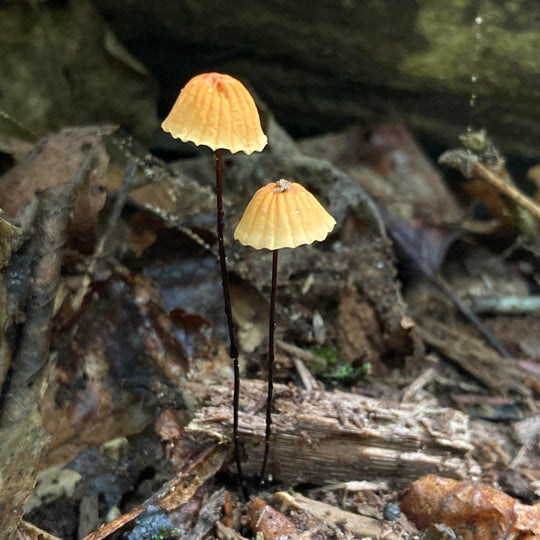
[416,316,531,396]
[184,379,479,487]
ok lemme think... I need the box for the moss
[154,527,182,540]
[400,0,540,96]
[310,346,372,386]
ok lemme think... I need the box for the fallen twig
[439,150,540,222]
[469,295,540,316]
[83,444,227,540]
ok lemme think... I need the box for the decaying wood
[19,520,62,540]
[416,316,531,397]
[184,379,480,487]
[276,491,401,540]
[215,522,249,540]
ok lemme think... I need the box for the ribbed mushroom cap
[234,179,336,250]
[161,72,267,155]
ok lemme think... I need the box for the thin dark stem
[434,274,512,358]
[214,149,248,499]
[260,249,278,482]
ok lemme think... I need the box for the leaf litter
[0,118,538,539]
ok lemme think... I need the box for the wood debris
[276,491,402,539]
[184,379,479,486]
[417,316,532,396]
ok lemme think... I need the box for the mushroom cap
[234,179,336,250]
[161,72,268,155]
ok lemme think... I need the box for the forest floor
[0,119,539,540]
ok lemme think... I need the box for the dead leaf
[0,126,114,253]
[249,497,299,539]
[400,474,540,539]
[42,270,189,467]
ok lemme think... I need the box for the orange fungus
[161,72,267,154]
[234,179,336,250]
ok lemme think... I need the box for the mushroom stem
[214,148,247,498]
[260,249,279,482]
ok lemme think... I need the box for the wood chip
[275,491,401,539]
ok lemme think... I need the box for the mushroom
[234,179,336,481]
[162,72,267,496]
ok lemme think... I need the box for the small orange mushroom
[161,72,267,155]
[234,179,335,481]
[234,179,337,250]
[162,72,267,498]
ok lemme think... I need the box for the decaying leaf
[42,270,190,467]
[400,474,540,539]
[249,497,299,539]
[300,122,464,278]
[0,126,114,253]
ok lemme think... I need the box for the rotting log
[184,379,480,487]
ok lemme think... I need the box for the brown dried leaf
[400,474,540,539]
[42,270,189,467]
[155,409,203,469]
[0,126,113,252]
[300,122,463,278]
[249,497,299,539]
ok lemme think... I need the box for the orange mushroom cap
[161,72,268,155]
[234,179,336,250]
